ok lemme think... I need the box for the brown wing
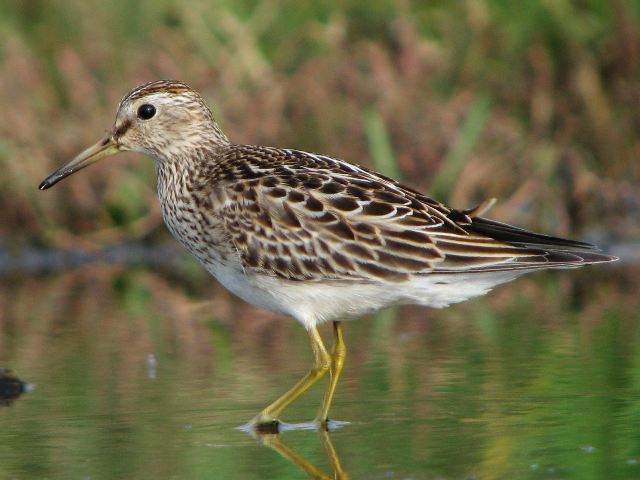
[212,146,615,282]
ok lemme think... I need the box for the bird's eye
[137,104,156,120]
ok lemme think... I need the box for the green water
[0,264,638,479]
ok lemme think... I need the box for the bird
[39,80,617,431]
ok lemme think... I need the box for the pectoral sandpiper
[39,80,617,431]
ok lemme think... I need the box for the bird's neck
[154,143,227,206]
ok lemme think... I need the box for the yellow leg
[259,430,350,480]
[250,325,331,427]
[260,434,334,480]
[320,429,351,479]
[316,321,347,424]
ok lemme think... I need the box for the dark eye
[137,104,156,120]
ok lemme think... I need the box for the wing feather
[212,146,616,282]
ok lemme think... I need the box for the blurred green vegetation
[0,0,637,250]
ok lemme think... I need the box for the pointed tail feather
[467,217,617,263]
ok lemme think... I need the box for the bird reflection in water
[240,421,350,479]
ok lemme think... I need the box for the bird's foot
[238,414,351,436]
[239,413,282,435]
[315,417,330,431]
[314,417,351,432]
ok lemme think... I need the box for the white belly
[204,266,529,329]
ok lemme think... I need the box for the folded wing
[212,146,616,282]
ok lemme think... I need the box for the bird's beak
[39,134,121,190]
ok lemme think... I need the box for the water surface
[1,263,638,479]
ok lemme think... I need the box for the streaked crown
[113,80,229,160]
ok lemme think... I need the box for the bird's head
[39,80,228,190]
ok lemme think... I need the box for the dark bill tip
[38,134,119,191]
[39,177,57,190]
[38,164,82,190]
